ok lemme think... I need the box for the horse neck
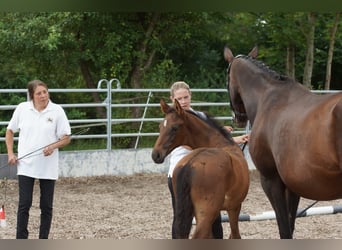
[244,81,311,126]
[183,118,230,148]
[238,80,266,125]
[235,60,307,125]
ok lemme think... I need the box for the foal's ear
[174,99,185,116]
[223,46,234,63]
[248,46,258,58]
[160,99,171,114]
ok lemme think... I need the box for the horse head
[151,99,187,164]
[224,46,258,127]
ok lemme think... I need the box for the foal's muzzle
[151,150,165,164]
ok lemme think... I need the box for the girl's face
[170,88,192,110]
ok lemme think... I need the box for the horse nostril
[151,150,158,162]
[152,150,164,164]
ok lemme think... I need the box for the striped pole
[221,205,342,222]
[192,205,342,224]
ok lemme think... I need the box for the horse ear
[174,99,185,116]
[224,46,234,63]
[160,99,171,114]
[248,46,258,58]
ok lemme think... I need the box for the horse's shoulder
[333,96,342,119]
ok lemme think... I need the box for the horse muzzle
[151,150,165,164]
[233,111,248,128]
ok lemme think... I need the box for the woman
[5,79,71,239]
[168,81,249,239]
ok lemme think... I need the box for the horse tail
[173,163,194,238]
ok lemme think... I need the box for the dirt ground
[0,170,341,239]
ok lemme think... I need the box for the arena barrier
[192,204,342,224]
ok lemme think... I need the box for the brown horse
[151,99,249,239]
[224,46,342,239]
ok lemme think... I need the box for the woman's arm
[5,129,17,165]
[43,134,71,156]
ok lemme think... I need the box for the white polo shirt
[7,100,71,180]
[168,146,192,178]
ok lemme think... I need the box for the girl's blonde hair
[170,81,191,97]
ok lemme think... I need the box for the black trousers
[168,177,223,239]
[16,175,56,239]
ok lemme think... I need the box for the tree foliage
[0,12,341,150]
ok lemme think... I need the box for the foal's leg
[192,209,219,239]
[260,173,293,239]
[211,214,223,239]
[192,218,214,239]
[227,204,242,239]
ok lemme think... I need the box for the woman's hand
[224,126,234,132]
[7,153,18,165]
[43,146,54,156]
[233,134,250,144]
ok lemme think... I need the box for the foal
[152,99,249,238]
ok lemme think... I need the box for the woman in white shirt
[168,81,249,239]
[6,79,71,239]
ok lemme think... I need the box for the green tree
[1,12,342,151]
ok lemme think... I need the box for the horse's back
[254,91,342,161]
[177,147,249,205]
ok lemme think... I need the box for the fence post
[97,78,121,151]
[108,79,121,150]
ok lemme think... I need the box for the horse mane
[240,55,292,83]
[186,109,236,144]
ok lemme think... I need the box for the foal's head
[151,98,234,164]
[152,98,194,163]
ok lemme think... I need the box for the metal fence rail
[0,79,340,151]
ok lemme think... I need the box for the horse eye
[171,125,179,132]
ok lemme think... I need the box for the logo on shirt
[47,117,53,123]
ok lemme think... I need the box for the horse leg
[227,204,242,239]
[260,173,293,239]
[211,214,223,239]
[286,189,300,235]
[192,216,215,239]
[174,213,193,238]
[192,205,220,239]
[192,223,213,238]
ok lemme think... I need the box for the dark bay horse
[151,99,249,239]
[224,46,342,239]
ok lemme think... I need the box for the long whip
[0,127,90,170]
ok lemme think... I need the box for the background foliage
[0,12,341,150]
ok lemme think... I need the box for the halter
[226,55,248,118]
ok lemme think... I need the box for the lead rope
[297,200,319,217]
[240,120,251,152]
[241,142,247,152]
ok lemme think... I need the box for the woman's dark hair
[27,79,48,100]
